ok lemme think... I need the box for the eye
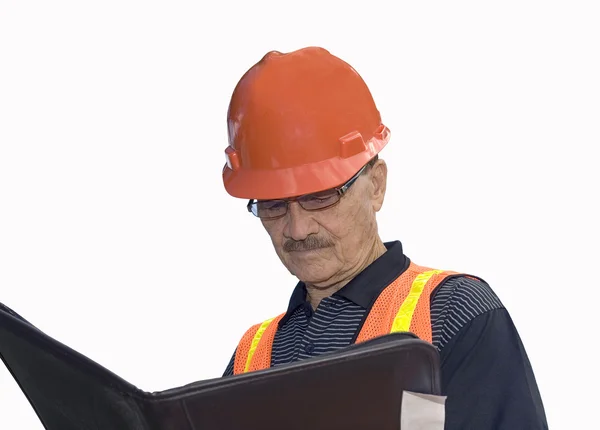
[311,196,336,203]
[306,190,337,202]
[299,191,339,209]
[258,200,286,210]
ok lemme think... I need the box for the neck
[305,238,387,310]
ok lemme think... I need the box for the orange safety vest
[233,261,465,375]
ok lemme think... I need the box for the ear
[370,159,387,212]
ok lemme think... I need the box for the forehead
[265,164,371,202]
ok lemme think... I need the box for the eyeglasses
[247,164,369,220]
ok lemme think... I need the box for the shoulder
[430,274,505,351]
[432,274,504,315]
[223,314,283,377]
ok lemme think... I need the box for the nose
[283,202,319,241]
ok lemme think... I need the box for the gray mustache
[283,236,333,252]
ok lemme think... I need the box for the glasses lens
[298,190,340,210]
[253,200,288,219]
[249,187,344,218]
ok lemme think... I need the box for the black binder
[0,302,442,430]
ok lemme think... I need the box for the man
[220,47,548,429]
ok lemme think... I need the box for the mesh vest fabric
[356,262,458,344]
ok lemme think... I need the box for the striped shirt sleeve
[430,276,504,352]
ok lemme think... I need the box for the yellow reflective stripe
[391,270,444,333]
[244,317,275,373]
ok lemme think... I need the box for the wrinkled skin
[261,159,389,308]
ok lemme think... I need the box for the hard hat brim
[223,130,390,200]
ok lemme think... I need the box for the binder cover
[0,302,441,430]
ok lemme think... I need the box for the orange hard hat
[222,47,391,200]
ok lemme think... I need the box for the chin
[284,250,337,279]
[290,266,337,285]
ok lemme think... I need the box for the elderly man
[220,47,547,429]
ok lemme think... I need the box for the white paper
[401,390,447,430]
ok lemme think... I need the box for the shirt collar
[279,241,410,327]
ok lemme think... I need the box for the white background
[1,1,598,428]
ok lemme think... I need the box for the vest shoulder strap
[356,262,461,344]
[233,313,285,375]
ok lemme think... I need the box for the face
[260,160,388,287]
